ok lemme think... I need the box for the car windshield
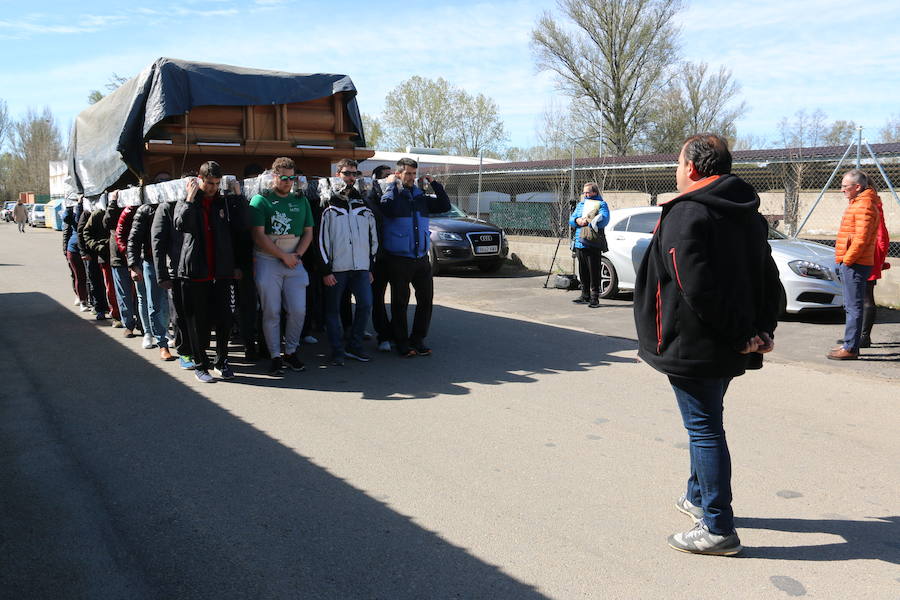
[34,205,45,212]
[430,203,468,219]
[767,228,787,240]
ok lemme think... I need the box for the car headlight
[788,260,834,280]
[437,231,463,241]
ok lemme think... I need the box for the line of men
[63,156,450,383]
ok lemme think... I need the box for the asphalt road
[1,224,898,599]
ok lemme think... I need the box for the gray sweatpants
[254,252,308,358]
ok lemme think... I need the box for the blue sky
[1,0,898,152]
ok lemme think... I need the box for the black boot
[572,295,590,304]
[588,294,600,308]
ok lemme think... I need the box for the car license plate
[476,245,498,254]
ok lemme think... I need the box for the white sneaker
[142,333,157,349]
[303,335,318,344]
[377,340,392,352]
[73,297,82,306]
[79,303,91,312]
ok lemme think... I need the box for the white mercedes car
[599,206,843,314]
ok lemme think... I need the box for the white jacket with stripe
[317,196,378,275]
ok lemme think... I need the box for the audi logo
[479,235,493,241]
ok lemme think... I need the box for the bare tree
[88,72,130,105]
[879,114,900,143]
[6,107,64,196]
[732,133,767,151]
[777,109,828,236]
[0,99,9,151]
[532,0,683,156]
[643,62,747,153]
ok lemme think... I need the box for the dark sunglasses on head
[279,175,299,181]
[341,170,362,177]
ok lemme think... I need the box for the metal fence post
[476,150,483,220]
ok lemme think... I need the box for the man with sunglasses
[318,158,377,365]
[249,156,314,376]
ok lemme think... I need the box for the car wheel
[477,260,504,273]
[599,256,619,299]
[429,248,442,276]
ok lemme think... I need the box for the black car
[428,203,509,274]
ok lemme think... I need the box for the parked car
[599,206,843,314]
[28,203,46,227]
[1,201,16,222]
[428,203,509,274]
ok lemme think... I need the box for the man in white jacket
[318,159,378,365]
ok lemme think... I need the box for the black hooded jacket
[633,174,782,378]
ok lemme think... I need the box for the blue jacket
[380,180,451,258]
[569,196,609,249]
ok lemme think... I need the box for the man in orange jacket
[829,169,882,360]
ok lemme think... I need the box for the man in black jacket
[365,164,392,351]
[174,161,243,383]
[633,134,781,556]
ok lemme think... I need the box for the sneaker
[283,352,305,371]
[398,347,417,358]
[194,370,215,383]
[363,331,375,340]
[95,312,107,321]
[345,348,371,362]
[212,362,234,380]
[572,296,589,304]
[588,297,600,308]
[79,303,91,312]
[111,319,123,328]
[267,357,286,376]
[124,329,136,338]
[330,354,345,366]
[178,355,196,370]
[73,297,82,306]
[412,344,432,356]
[377,340,392,352]
[303,335,318,344]
[676,494,704,522]
[667,521,742,556]
[142,333,157,349]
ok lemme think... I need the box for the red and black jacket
[633,174,781,379]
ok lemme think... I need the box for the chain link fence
[430,150,900,259]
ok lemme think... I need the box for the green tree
[382,76,457,151]
[361,113,385,149]
[532,0,683,156]
[381,76,508,156]
[823,120,857,147]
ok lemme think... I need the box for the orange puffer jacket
[835,188,881,266]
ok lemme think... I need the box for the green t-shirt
[250,190,314,235]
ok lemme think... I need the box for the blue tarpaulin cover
[66,57,365,196]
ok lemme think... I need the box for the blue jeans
[324,270,372,357]
[111,265,137,331]
[838,262,872,352]
[669,375,734,535]
[134,260,170,347]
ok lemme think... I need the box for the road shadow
[0,292,550,600]
[232,305,639,400]
[781,306,900,325]
[737,516,900,564]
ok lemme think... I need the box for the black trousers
[371,258,392,343]
[182,280,233,371]
[84,257,108,313]
[387,255,433,350]
[235,271,258,350]
[576,247,602,297]
[170,280,190,356]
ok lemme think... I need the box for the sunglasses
[278,175,299,181]
[340,170,362,177]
